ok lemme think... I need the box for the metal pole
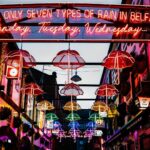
[0,3,149,9]
[0,39,149,43]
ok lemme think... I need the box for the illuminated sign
[138,96,150,109]
[0,6,149,40]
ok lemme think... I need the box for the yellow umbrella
[108,103,119,118]
[36,100,54,111]
[63,101,81,111]
[91,101,108,112]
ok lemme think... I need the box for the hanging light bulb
[71,70,82,82]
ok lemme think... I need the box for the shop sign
[138,96,150,109]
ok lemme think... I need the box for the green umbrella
[89,113,103,122]
[46,113,58,121]
[66,112,80,121]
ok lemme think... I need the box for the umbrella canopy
[46,113,58,121]
[95,84,118,97]
[3,50,36,68]
[86,121,97,129]
[68,121,80,129]
[52,50,85,70]
[60,83,83,96]
[66,112,81,121]
[64,101,81,111]
[53,121,62,129]
[69,129,81,139]
[84,129,94,138]
[108,103,119,118]
[36,100,54,111]
[21,83,44,96]
[89,113,102,122]
[91,101,109,112]
[71,71,82,82]
[102,50,135,69]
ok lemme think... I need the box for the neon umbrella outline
[21,83,44,96]
[108,103,119,118]
[66,112,81,121]
[95,84,118,105]
[86,121,97,129]
[21,83,44,126]
[69,128,81,142]
[3,50,36,69]
[46,113,59,121]
[52,49,85,70]
[91,101,109,112]
[102,50,135,84]
[63,101,81,111]
[84,129,94,142]
[57,129,66,142]
[68,121,80,129]
[53,121,62,129]
[60,83,84,96]
[36,100,54,111]
[89,113,103,122]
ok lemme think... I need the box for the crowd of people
[0,106,51,150]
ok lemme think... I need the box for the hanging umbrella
[53,121,62,129]
[86,121,97,129]
[84,129,94,142]
[21,82,44,95]
[68,121,80,129]
[3,50,36,68]
[95,84,118,104]
[57,130,66,142]
[102,50,135,84]
[46,113,58,121]
[69,128,81,142]
[60,83,83,96]
[64,101,81,111]
[71,71,82,82]
[89,113,102,122]
[66,112,80,121]
[108,103,119,118]
[36,100,54,111]
[52,50,85,70]
[91,101,109,112]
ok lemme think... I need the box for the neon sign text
[38,22,80,36]
[0,23,31,36]
[2,9,150,23]
[0,21,144,37]
[85,23,142,37]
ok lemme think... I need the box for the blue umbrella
[68,121,80,129]
[53,121,62,129]
[86,121,97,129]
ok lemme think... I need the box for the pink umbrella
[21,83,44,124]
[102,50,135,84]
[60,83,83,96]
[3,50,36,68]
[95,84,118,104]
[21,83,44,95]
[52,50,85,70]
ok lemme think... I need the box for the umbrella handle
[117,69,120,85]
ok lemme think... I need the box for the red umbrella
[60,83,83,96]
[52,50,85,70]
[3,50,36,68]
[21,83,44,95]
[102,50,135,84]
[95,84,118,104]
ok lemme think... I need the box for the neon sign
[0,8,149,39]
